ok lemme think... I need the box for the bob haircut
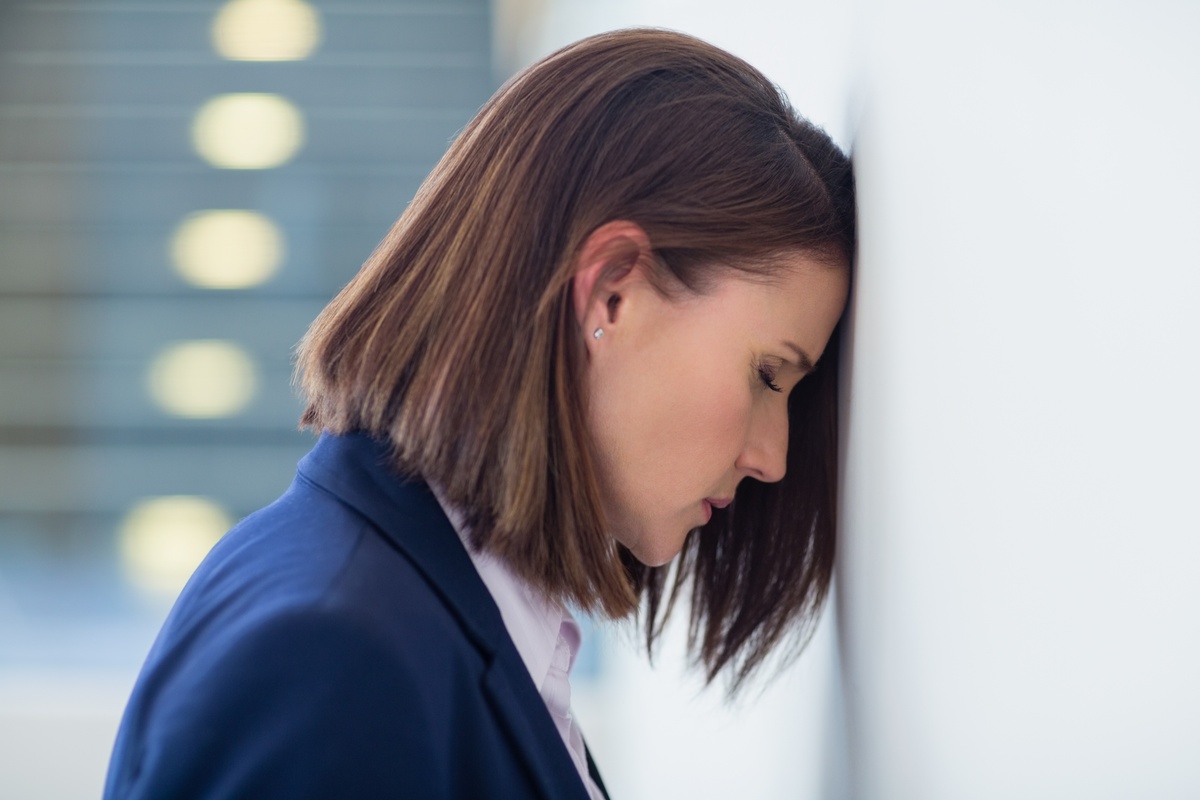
[297,28,854,690]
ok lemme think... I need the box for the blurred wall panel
[839,1,1200,797]
[0,2,493,795]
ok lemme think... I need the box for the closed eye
[758,365,783,393]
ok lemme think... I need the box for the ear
[571,220,653,344]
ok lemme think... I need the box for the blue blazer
[104,433,609,799]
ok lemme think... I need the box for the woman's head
[297,28,854,688]
[573,222,847,568]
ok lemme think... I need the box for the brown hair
[296,28,854,690]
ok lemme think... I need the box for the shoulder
[110,604,477,799]
[160,472,462,649]
[107,479,488,798]
[145,472,486,702]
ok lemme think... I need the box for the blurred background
[0,1,850,796]
[2,0,1198,798]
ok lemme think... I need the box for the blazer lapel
[297,432,591,800]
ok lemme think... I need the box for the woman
[104,28,853,799]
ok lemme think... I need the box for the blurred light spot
[212,0,321,61]
[192,93,304,169]
[147,340,257,418]
[119,496,231,596]
[171,210,283,289]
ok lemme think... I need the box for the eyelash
[757,363,783,393]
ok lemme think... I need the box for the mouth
[701,497,733,524]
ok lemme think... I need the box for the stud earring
[592,328,604,339]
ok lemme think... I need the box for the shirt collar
[431,486,580,692]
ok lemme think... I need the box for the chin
[626,532,688,568]
[631,549,675,568]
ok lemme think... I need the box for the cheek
[693,387,751,462]
[586,326,754,510]
[590,369,743,501]
[647,375,750,474]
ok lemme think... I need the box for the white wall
[506,1,1200,797]
[840,1,1200,797]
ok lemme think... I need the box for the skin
[574,221,849,567]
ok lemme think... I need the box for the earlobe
[571,220,653,343]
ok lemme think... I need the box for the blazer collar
[296,432,591,800]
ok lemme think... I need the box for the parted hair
[296,28,854,690]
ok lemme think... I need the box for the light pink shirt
[432,489,605,800]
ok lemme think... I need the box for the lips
[701,496,733,524]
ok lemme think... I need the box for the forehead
[710,250,848,308]
[695,253,848,350]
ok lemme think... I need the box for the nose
[734,403,788,484]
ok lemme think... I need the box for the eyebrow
[783,341,816,373]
